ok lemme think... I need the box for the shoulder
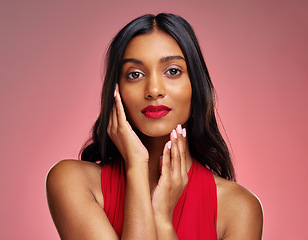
[46,159,103,208]
[46,160,121,239]
[47,159,102,177]
[46,159,102,186]
[214,175,263,240]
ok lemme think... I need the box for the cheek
[179,82,192,109]
[169,81,192,124]
[119,88,141,124]
[183,92,192,115]
[119,89,133,113]
[182,84,192,119]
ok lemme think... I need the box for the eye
[165,68,182,76]
[127,71,144,80]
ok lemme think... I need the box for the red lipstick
[141,105,171,119]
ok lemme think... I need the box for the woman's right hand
[108,85,158,239]
[107,84,149,169]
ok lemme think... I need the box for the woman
[46,13,263,239]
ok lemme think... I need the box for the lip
[141,105,171,119]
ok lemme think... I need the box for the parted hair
[80,13,235,181]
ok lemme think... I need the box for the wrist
[125,157,149,172]
[154,214,173,228]
[153,205,174,223]
[125,163,149,180]
[154,219,177,239]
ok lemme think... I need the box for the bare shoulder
[46,159,102,183]
[47,159,102,176]
[214,175,263,240]
[46,159,103,207]
[46,160,119,239]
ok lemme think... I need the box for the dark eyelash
[166,68,182,76]
[127,71,143,79]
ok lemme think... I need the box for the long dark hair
[80,13,235,180]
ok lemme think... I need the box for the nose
[144,73,166,100]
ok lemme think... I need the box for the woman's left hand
[151,125,188,230]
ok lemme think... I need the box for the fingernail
[167,141,171,149]
[114,90,117,97]
[176,124,182,134]
[183,128,186,138]
[172,129,177,139]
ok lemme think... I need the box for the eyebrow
[122,58,143,65]
[160,55,185,63]
[122,55,185,66]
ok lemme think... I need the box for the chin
[145,131,170,138]
[137,128,168,138]
[130,115,190,138]
[134,123,176,138]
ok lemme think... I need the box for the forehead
[123,30,184,59]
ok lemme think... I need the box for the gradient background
[1,0,307,239]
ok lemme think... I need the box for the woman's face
[119,30,192,137]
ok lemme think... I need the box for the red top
[101,159,217,239]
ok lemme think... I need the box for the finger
[161,141,171,182]
[107,107,112,135]
[114,84,127,126]
[176,125,187,176]
[111,101,118,132]
[170,129,181,177]
[107,100,116,136]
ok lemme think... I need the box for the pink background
[1,0,307,239]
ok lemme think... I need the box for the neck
[139,134,169,183]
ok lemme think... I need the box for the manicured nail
[114,90,117,97]
[167,141,171,149]
[172,129,177,139]
[182,128,186,138]
[176,124,182,134]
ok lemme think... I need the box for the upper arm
[221,183,263,240]
[46,160,119,240]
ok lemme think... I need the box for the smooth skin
[46,30,263,239]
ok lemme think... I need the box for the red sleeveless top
[101,159,217,239]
